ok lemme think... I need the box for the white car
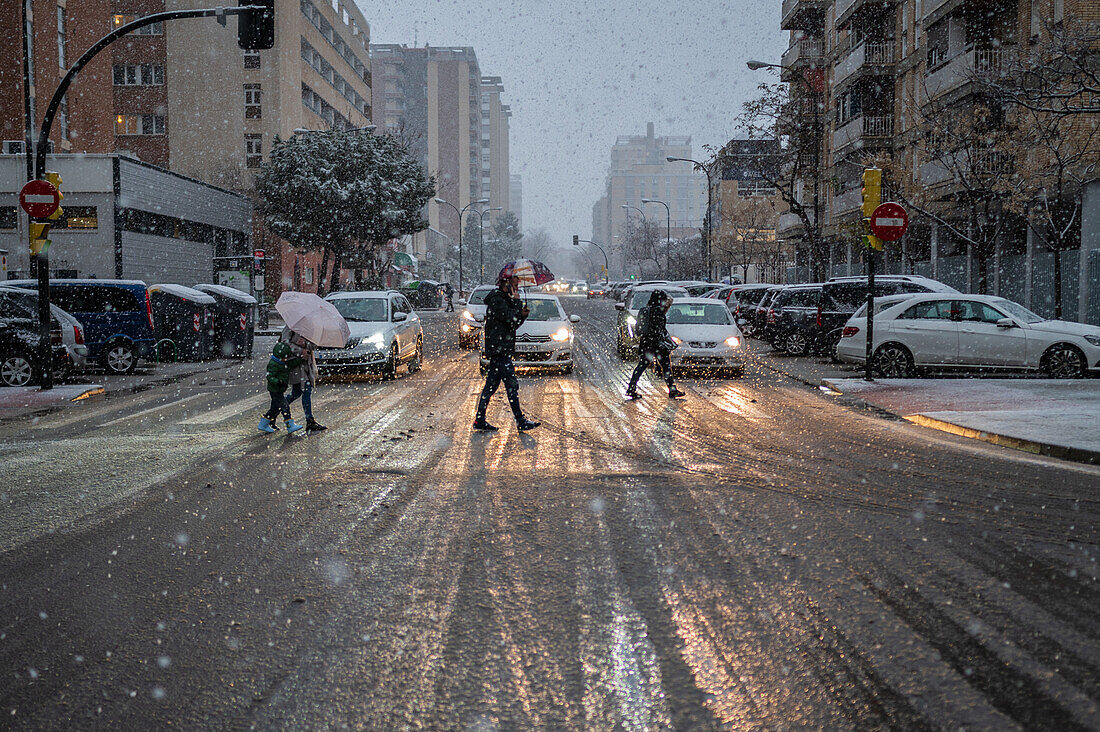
[317,291,423,378]
[480,294,579,374]
[837,293,1100,378]
[665,298,745,377]
[614,285,689,358]
[458,285,495,349]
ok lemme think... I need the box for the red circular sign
[19,179,60,219]
[870,202,909,242]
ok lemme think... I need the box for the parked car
[837,293,1100,378]
[664,298,745,377]
[317,291,423,378]
[586,283,608,299]
[761,284,825,355]
[747,286,784,340]
[0,298,74,386]
[458,285,496,349]
[7,279,154,374]
[817,276,958,358]
[614,285,688,358]
[479,294,579,374]
[705,284,775,337]
[0,285,88,372]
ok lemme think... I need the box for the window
[244,84,262,119]
[58,96,69,141]
[110,13,163,34]
[52,206,98,230]
[957,301,1006,323]
[113,64,163,85]
[245,134,263,167]
[898,300,955,320]
[115,114,164,135]
[57,6,67,69]
[1030,0,1040,40]
[243,49,260,68]
[0,206,17,229]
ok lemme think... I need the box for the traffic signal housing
[238,0,274,50]
[861,167,881,220]
[44,171,63,222]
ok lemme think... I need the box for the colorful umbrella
[497,259,555,288]
[275,291,351,348]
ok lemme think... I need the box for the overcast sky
[365,0,787,250]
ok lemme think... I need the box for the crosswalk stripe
[180,394,268,425]
[98,394,204,427]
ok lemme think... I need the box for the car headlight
[551,327,572,342]
[626,315,637,326]
[671,336,682,345]
[1084,334,1100,346]
[461,323,472,333]
[462,310,475,321]
[725,336,741,348]
[362,332,386,349]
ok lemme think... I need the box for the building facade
[779,0,1099,323]
[510,174,523,229]
[590,122,708,278]
[480,76,510,225]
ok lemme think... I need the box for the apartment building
[590,122,708,277]
[480,76,511,225]
[510,174,523,229]
[779,0,1099,323]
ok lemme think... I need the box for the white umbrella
[275,291,351,348]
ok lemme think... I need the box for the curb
[822,379,1100,466]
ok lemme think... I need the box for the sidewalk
[746,341,1100,464]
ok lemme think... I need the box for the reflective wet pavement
[1,297,1097,729]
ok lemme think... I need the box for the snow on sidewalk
[824,378,1100,461]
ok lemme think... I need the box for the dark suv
[8,280,155,374]
[0,297,68,387]
[763,284,824,355]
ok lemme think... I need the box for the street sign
[19,179,60,219]
[870,202,909,242]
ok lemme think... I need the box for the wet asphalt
[0,296,1098,730]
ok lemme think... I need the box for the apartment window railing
[863,115,893,137]
[864,41,894,64]
[973,46,1007,72]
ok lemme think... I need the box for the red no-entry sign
[870,202,909,242]
[19,179,60,219]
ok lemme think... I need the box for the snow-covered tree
[256,131,435,294]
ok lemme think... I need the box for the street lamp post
[667,157,714,280]
[475,206,502,284]
[435,197,489,295]
[641,198,671,277]
[747,59,822,283]
[573,238,610,281]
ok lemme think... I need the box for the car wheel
[784,331,810,356]
[383,343,399,380]
[739,322,756,338]
[1,350,37,387]
[1042,343,1086,379]
[873,343,915,378]
[103,341,137,375]
[408,338,423,373]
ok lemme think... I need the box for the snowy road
[0,297,1098,729]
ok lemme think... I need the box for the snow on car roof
[193,283,257,304]
[149,283,216,304]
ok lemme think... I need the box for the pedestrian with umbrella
[472,259,553,432]
[260,292,350,434]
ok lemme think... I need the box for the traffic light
[237,0,274,50]
[861,167,881,220]
[29,222,51,256]
[861,233,883,252]
[572,235,579,247]
[45,171,63,222]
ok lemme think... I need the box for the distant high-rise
[591,122,707,276]
[509,175,523,229]
[480,76,510,226]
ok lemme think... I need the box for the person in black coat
[444,283,455,312]
[473,275,541,431]
[626,289,685,399]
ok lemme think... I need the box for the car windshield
[523,299,563,321]
[468,288,493,305]
[329,297,387,322]
[666,303,732,325]
[994,299,1045,324]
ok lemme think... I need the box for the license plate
[515,343,541,352]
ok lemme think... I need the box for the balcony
[781,0,828,30]
[833,41,896,88]
[832,115,894,156]
[832,187,863,218]
[781,38,824,79]
[925,44,1011,100]
[921,148,1013,186]
[836,0,896,27]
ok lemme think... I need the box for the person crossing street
[626,289,685,400]
[473,273,541,432]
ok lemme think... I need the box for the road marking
[181,394,267,425]
[98,393,204,427]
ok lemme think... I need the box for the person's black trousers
[476,355,524,422]
[264,390,291,421]
[628,347,673,391]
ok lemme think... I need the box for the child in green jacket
[259,341,305,433]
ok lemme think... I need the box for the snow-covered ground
[825,378,1100,457]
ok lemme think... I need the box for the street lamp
[475,206,503,284]
[435,197,489,294]
[667,156,714,280]
[641,198,671,277]
[747,58,822,283]
[573,238,610,282]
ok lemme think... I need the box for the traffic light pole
[865,249,875,381]
[27,5,265,388]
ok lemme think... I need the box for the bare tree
[715,194,781,283]
[618,217,662,278]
